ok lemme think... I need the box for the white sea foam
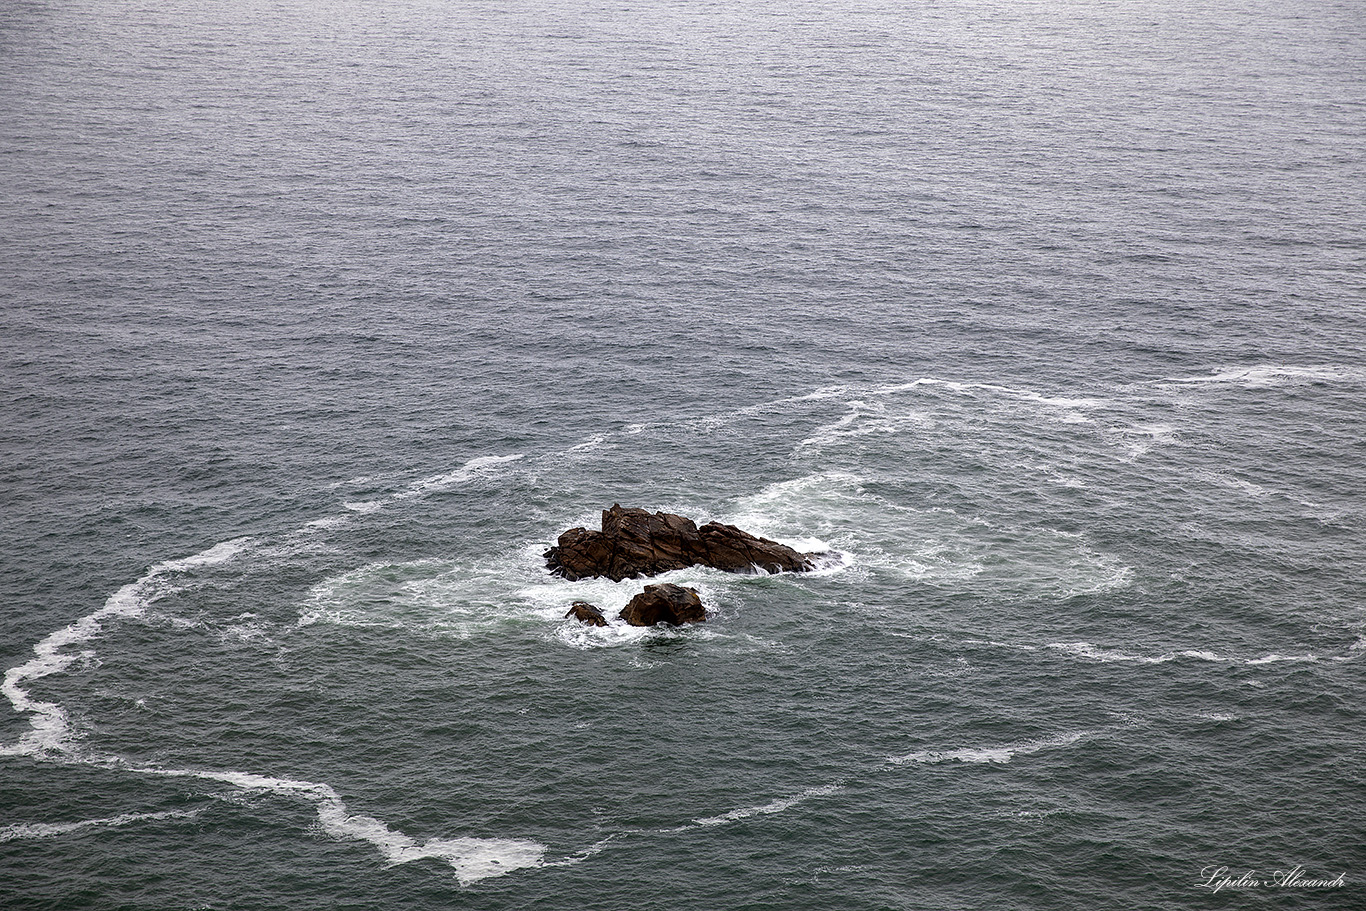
[397,453,524,499]
[220,617,274,644]
[543,834,621,868]
[729,473,1131,597]
[1166,365,1366,387]
[568,435,607,452]
[685,784,843,829]
[1043,643,1344,667]
[1046,642,1174,665]
[795,398,937,453]
[137,766,544,885]
[1106,423,1177,461]
[887,731,1087,767]
[961,382,1104,414]
[732,385,852,417]
[300,557,515,638]
[1203,472,1269,498]
[343,500,385,513]
[328,475,374,489]
[546,575,726,650]
[1,537,253,756]
[867,378,1105,414]
[300,544,729,648]
[1245,653,1320,665]
[0,809,203,843]
[1180,650,1224,662]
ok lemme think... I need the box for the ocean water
[2,0,1364,908]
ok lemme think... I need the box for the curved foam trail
[0,809,203,843]
[1048,643,1359,666]
[316,454,525,521]
[540,833,625,870]
[398,454,524,499]
[568,436,606,452]
[1246,654,1321,665]
[134,766,545,885]
[867,377,1105,410]
[685,784,844,830]
[1,537,254,757]
[1162,365,1366,387]
[1047,642,1174,665]
[886,731,1088,767]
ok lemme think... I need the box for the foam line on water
[793,378,1107,457]
[568,435,607,452]
[684,784,844,829]
[1044,642,1359,666]
[396,453,525,500]
[1161,364,1366,388]
[0,809,203,843]
[130,765,545,885]
[1046,642,1176,665]
[542,833,622,868]
[317,453,528,520]
[1,537,254,757]
[886,731,1088,767]
[867,377,1106,410]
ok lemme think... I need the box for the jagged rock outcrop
[565,601,608,627]
[545,505,824,582]
[619,583,706,627]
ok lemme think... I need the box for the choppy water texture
[3,1,1365,908]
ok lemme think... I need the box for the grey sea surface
[2,0,1364,908]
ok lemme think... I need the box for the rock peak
[545,505,826,582]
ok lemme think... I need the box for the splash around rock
[565,601,608,627]
[545,504,828,582]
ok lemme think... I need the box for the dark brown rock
[545,504,826,581]
[619,583,707,627]
[565,601,608,627]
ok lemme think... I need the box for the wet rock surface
[565,601,608,627]
[618,583,707,627]
[545,505,825,582]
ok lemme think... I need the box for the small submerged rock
[565,601,608,627]
[618,583,706,627]
[545,504,828,582]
